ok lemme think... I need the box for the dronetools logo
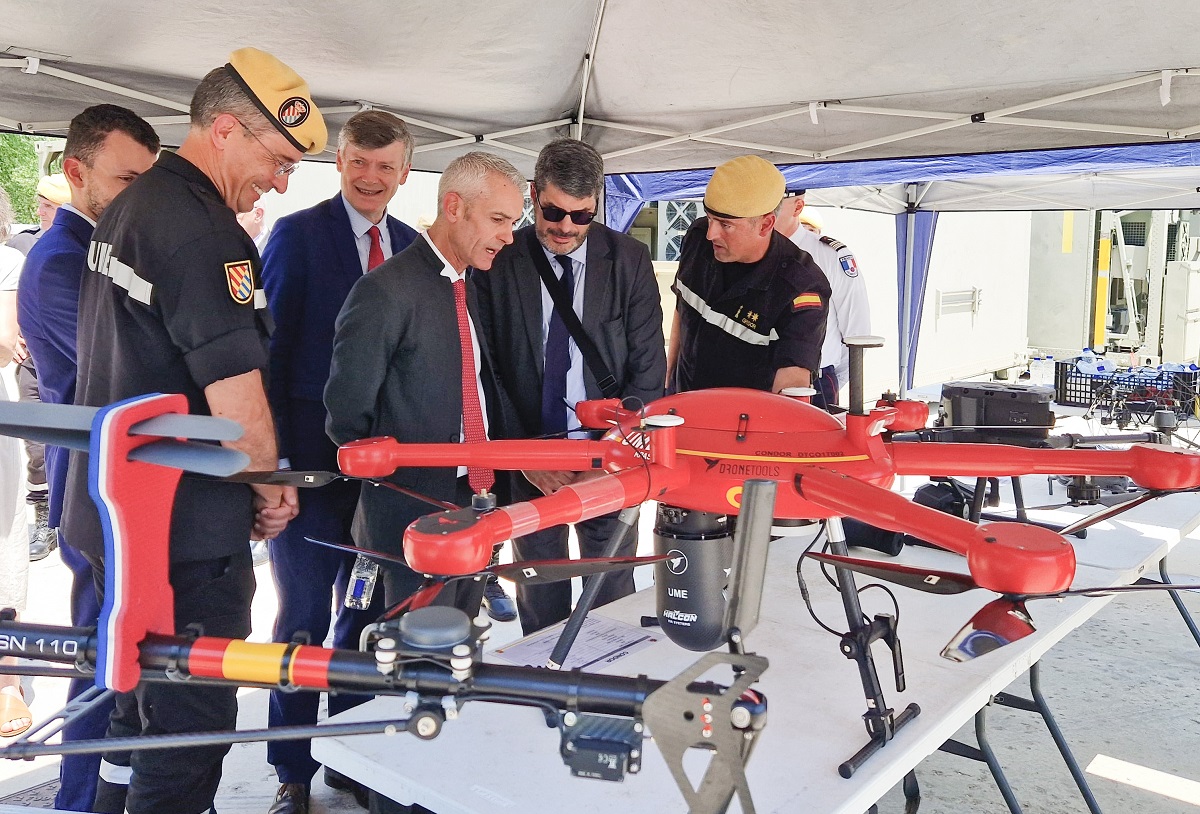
[278,96,310,127]
[665,549,688,575]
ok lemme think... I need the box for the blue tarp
[603,141,1200,391]
[604,141,1200,228]
[895,211,939,391]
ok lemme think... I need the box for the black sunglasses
[539,203,596,226]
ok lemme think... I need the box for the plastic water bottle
[1076,348,1111,375]
[1044,355,1055,387]
[344,553,379,610]
[1029,356,1043,382]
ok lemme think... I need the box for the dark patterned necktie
[541,255,574,434]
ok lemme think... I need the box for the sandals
[0,684,32,738]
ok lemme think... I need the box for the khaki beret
[36,173,70,206]
[224,47,327,155]
[703,155,785,219]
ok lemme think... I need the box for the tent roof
[606,142,1200,213]
[4,0,1200,179]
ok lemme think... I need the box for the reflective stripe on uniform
[675,280,778,347]
[253,289,267,309]
[98,758,132,785]
[90,249,154,305]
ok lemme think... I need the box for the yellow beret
[36,173,70,206]
[703,155,785,219]
[224,47,327,155]
[798,207,824,232]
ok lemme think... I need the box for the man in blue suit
[260,109,419,814]
[16,103,159,812]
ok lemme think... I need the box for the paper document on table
[490,616,660,671]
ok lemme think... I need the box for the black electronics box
[941,382,1054,431]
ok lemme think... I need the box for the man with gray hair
[261,108,418,814]
[325,150,524,619]
[476,138,665,634]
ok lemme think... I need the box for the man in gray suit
[325,151,525,613]
[476,138,666,635]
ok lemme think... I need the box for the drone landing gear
[825,517,921,779]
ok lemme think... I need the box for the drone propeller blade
[941,598,1036,662]
[303,536,411,567]
[1057,491,1159,536]
[127,440,249,477]
[129,413,243,442]
[372,480,461,511]
[806,551,979,595]
[224,469,344,488]
[1058,582,1200,598]
[488,554,669,585]
[0,402,96,450]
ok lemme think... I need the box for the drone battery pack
[941,382,1054,432]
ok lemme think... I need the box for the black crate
[1053,358,1200,417]
[1053,358,1105,408]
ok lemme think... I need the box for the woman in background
[0,187,32,737]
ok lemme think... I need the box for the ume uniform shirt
[62,150,272,563]
[672,217,831,392]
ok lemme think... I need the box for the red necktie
[453,278,494,494]
[367,225,384,271]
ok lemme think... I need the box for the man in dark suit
[476,138,666,635]
[17,104,160,811]
[260,110,419,814]
[326,151,524,620]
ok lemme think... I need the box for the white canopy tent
[6,0,1200,390]
[3,0,1200,186]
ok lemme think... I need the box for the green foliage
[0,134,41,224]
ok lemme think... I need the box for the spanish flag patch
[791,292,822,311]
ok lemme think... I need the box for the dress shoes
[28,502,57,562]
[482,575,517,622]
[267,783,308,814]
[324,766,369,809]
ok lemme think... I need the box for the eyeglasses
[539,203,596,226]
[236,119,299,178]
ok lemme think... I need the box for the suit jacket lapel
[517,228,546,380]
[326,194,364,279]
[582,226,612,337]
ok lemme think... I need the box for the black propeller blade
[1056,491,1162,536]
[304,537,667,585]
[806,551,979,595]
[231,470,459,510]
[489,554,670,585]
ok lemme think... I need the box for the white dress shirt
[343,197,393,273]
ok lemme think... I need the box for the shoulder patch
[791,292,823,311]
[838,254,859,278]
[225,260,255,304]
[819,235,846,251]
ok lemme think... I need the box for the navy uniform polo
[672,217,831,392]
[62,150,272,563]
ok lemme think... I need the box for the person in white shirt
[775,189,871,409]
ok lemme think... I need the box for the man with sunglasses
[63,48,322,814]
[476,138,666,635]
[667,155,830,395]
